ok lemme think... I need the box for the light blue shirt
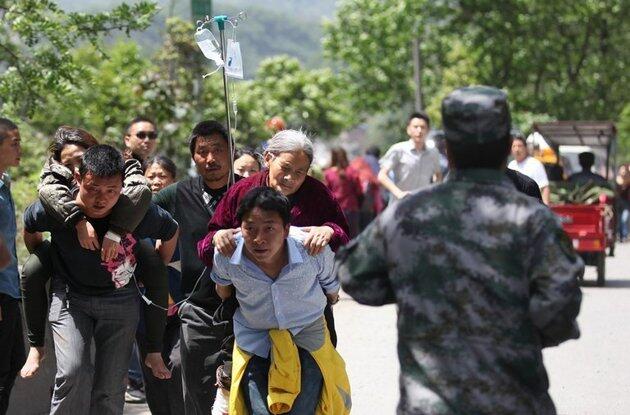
[0,173,19,298]
[211,227,339,358]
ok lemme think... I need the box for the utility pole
[412,21,424,111]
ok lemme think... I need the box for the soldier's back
[382,169,557,415]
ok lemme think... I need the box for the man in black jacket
[153,120,238,414]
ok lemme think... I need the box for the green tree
[0,0,159,117]
[452,0,629,120]
[243,56,356,141]
[323,0,451,115]
[30,17,226,170]
[618,103,630,164]
[30,41,147,141]
[324,0,629,125]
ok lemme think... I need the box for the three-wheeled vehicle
[533,121,617,286]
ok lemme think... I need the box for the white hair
[264,129,314,164]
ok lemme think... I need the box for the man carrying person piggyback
[23,145,178,415]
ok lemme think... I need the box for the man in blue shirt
[211,187,340,414]
[0,118,23,415]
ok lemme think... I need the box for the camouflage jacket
[336,169,583,415]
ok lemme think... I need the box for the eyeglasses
[135,131,158,140]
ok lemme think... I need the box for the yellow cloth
[229,326,351,415]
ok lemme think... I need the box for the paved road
[10,242,630,414]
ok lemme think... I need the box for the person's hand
[20,346,45,378]
[122,147,134,161]
[76,219,99,250]
[212,228,240,257]
[215,284,234,301]
[395,190,411,200]
[301,226,334,256]
[145,352,172,380]
[101,234,120,262]
[326,291,340,305]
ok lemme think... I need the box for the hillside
[55,0,336,77]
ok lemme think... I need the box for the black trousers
[0,295,25,415]
[137,315,185,415]
[178,301,230,415]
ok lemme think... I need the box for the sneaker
[124,385,146,403]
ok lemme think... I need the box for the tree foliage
[0,0,159,116]
[243,56,356,140]
[452,0,630,120]
[323,0,451,115]
[618,103,630,164]
[324,0,630,130]
[17,14,355,171]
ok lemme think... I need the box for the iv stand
[197,12,245,188]
[213,15,235,187]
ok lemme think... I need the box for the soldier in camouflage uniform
[335,86,583,415]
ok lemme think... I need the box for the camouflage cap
[441,86,511,144]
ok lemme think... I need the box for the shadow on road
[599,279,630,288]
[579,279,630,288]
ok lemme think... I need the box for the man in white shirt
[378,112,442,200]
[508,133,550,205]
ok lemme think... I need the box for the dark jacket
[38,157,152,234]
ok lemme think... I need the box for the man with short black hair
[124,116,159,162]
[568,151,607,185]
[337,86,583,414]
[211,187,349,414]
[0,117,23,415]
[153,120,237,414]
[509,133,550,204]
[378,112,442,200]
[24,144,178,414]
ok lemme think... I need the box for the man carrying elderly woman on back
[197,129,352,415]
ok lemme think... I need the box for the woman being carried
[20,126,170,380]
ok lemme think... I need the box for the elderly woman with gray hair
[197,129,349,342]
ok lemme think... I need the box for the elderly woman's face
[265,151,310,196]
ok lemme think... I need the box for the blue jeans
[127,343,144,388]
[619,207,629,240]
[243,347,323,415]
[49,281,139,415]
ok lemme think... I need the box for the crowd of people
[2,84,622,415]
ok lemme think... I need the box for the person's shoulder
[507,159,517,169]
[527,156,545,168]
[388,140,410,151]
[140,201,173,222]
[231,172,264,194]
[288,226,308,244]
[427,147,441,159]
[161,181,179,194]
[392,183,444,215]
[507,174,544,203]
[164,177,192,195]
[506,167,537,187]
[567,172,580,181]
[302,174,331,193]
[24,199,45,216]
[23,200,50,229]
[287,226,331,262]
